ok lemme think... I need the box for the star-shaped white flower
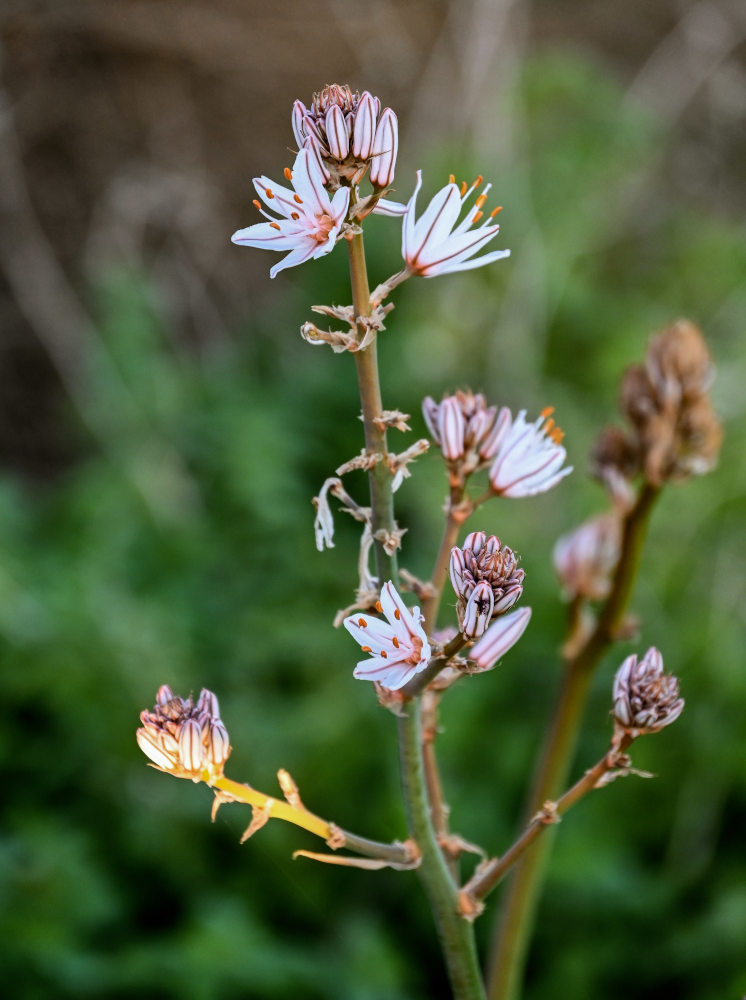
[231,148,350,278]
[344,581,431,690]
[486,407,573,498]
[402,171,510,277]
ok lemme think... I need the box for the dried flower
[231,148,350,278]
[553,514,621,601]
[616,321,722,486]
[292,85,399,190]
[467,607,532,672]
[402,171,510,277]
[344,581,431,690]
[487,407,572,498]
[422,391,504,473]
[137,686,231,782]
[450,532,524,638]
[612,647,684,737]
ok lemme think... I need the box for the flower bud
[462,581,494,639]
[646,320,713,405]
[553,513,621,601]
[369,109,398,188]
[136,686,230,782]
[612,647,684,737]
[468,607,532,672]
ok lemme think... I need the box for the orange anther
[361,645,372,653]
[376,601,383,614]
[475,193,487,209]
[551,428,565,444]
[490,206,503,218]
[460,181,468,196]
[394,609,401,620]
[265,188,274,198]
[293,193,303,204]
[473,210,484,223]
[358,618,368,627]
[540,405,555,418]
[544,417,555,436]
[269,222,281,230]
[252,199,262,210]
[474,174,484,187]
[283,167,293,180]
[392,636,400,648]
[449,173,456,184]
[291,211,300,220]
[380,650,388,659]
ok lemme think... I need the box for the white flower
[344,581,431,690]
[487,407,572,498]
[231,148,350,278]
[468,607,532,672]
[402,171,510,277]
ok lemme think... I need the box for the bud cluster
[422,392,505,476]
[450,532,524,638]
[137,686,231,782]
[292,85,398,190]
[594,320,722,490]
[553,513,621,601]
[612,647,684,738]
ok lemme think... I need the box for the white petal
[372,198,408,217]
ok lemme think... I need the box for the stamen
[490,206,503,218]
[540,405,555,418]
[252,199,262,210]
[283,167,293,181]
[460,180,468,196]
[475,193,488,209]
[358,618,368,627]
[265,188,274,199]
[394,609,401,620]
[293,194,303,204]
[449,173,456,184]
[269,222,281,230]
[291,211,300,220]
[474,174,484,188]
[376,601,383,613]
[361,645,372,653]
[544,417,555,436]
[392,636,400,648]
[380,650,388,659]
[473,210,484,223]
[551,428,565,443]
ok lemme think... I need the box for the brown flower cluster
[593,320,722,492]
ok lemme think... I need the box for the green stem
[486,484,660,1000]
[399,704,487,1000]
[348,232,397,584]
[348,231,484,999]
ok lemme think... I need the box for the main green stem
[487,484,659,1000]
[348,232,485,999]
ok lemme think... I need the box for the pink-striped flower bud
[612,647,684,737]
[468,607,532,672]
[207,720,231,767]
[438,396,466,461]
[422,391,501,475]
[553,513,621,601]
[325,105,350,159]
[462,580,494,639]
[353,91,377,159]
[178,718,203,773]
[370,109,398,188]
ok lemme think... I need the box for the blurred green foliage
[1,54,745,999]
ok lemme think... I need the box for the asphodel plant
[136,85,722,1000]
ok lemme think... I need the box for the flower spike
[344,581,431,690]
[231,147,350,278]
[402,171,510,277]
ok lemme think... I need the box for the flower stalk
[486,482,660,1000]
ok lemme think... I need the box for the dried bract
[612,647,684,739]
[450,532,525,638]
[137,686,231,783]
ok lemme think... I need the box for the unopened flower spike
[137,685,231,783]
[553,513,621,602]
[450,532,525,639]
[486,407,573,498]
[231,147,351,278]
[344,581,431,690]
[402,171,510,277]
